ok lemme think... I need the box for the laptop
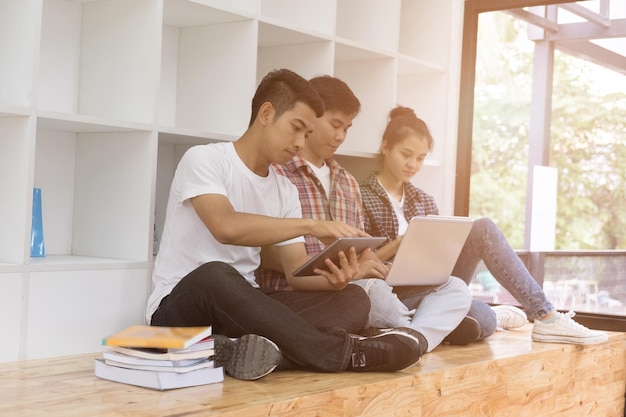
[384,216,474,286]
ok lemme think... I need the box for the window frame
[456,0,626,328]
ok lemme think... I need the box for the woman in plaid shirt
[360,105,608,345]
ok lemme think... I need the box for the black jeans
[151,261,370,372]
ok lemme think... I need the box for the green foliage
[551,53,626,249]
[470,12,532,248]
[470,12,626,250]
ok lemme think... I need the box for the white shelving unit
[0,0,463,362]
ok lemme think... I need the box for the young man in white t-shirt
[146,69,423,381]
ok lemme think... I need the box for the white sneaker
[531,311,609,345]
[492,305,527,330]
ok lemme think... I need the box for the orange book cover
[102,325,212,349]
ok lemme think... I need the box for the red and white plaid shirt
[260,153,364,290]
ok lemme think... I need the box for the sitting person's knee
[468,299,497,339]
[351,279,412,329]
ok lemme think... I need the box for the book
[105,344,214,361]
[102,325,212,349]
[103,357,215,373]
[102,349,209,368]
[94,359,224,390]
[168,336,214,353]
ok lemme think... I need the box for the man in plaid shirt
[259,76,478,352]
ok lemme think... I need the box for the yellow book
[102,325,212,349]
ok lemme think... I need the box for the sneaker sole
[531,332,609,345]
[214,334,282,380]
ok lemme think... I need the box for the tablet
[292,237,386,277]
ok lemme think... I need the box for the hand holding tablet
[292,237,386,277]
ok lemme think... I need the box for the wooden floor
[1,324,624,417]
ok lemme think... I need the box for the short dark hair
[249,69,325,127]
[309,75,360,116]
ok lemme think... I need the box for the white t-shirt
[378,177,409,236]
[146,142,304,322]
[305,160,331,196]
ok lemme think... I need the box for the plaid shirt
[260,153,365,290]
[360,173,439,247]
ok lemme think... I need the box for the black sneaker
[443,316,481,345]
[358,327,429,353]
[358,327,383,337]
[213,334,282,380]
[348,328,422,372]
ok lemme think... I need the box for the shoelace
[351,345,366,368]
[559,311,591,332]
[498,315,516,328]
[495,312,518,331]
[351,340,386,369]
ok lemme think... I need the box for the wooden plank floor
[1,324,624,417]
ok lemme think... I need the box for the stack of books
[95,325,223,390]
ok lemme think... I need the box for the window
[458,0,626,326]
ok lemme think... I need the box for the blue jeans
[452,217,555,322]
[150,261,369,372]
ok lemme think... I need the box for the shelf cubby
[26,268,149,359]
[257,23,334,81]
[0,116,33,265]
[0,1,39,109]
[38,0,160,124]
[154,141,196,246]
[259,0,336,36]
[33,125,154,265]
[0,273,23,362]
[163,0,257,26]
[166,0,260,18]
[336,0,401,53]
[161,3,257,135]
[334,45,396,156]
[399,0,460,67]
